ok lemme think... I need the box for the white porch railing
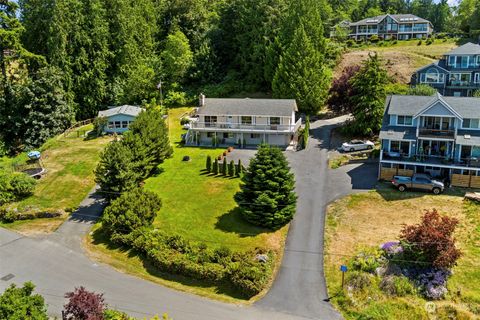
[190,119,301,133]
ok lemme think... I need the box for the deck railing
[191,119,302,133]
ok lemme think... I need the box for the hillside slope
[335,40,459,84]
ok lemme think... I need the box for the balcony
[447,80,480,88]
[382,152,480,168]
[190,119,302,133]
[418,128,455,139]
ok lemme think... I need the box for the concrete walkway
[0,116,369,319]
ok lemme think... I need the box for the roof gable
[413,94,463,119]
[416,62,449,73]
[98,105,143,118]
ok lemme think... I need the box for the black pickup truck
[391,174,445,194]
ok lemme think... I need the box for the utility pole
[157,80,163,108]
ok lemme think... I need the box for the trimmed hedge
[128,228,274,298]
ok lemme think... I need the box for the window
[422,68,444,83]
[448,55,456,67]
[475,73,480,83]
[121,121,129,128]
[390,140,410,155]
[461,56,469,68]
[223,132,234,139]
[114,121,121,128]
[450,73,470,84]
[463,118,480,129]
[397,115,413,126]
[241,116,252,125]
[250,133,261,139]
[269,117,280,125]
[477,56,480,66]
[108,122,114,129]
[206,132,214,138]
[204,116,217,127]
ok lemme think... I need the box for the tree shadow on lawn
[90,226,248,300]
[215,207,273,238]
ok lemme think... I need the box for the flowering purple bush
[380,241,404,255]
[411,268,451,300]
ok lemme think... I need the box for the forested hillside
[1,0,480,152]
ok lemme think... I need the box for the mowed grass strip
[324,185,480,319]
[1,125,111,234]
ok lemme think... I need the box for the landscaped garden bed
[324,185,480,319]
[86,107,289,302]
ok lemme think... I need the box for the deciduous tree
[63,287,105,320]
[0,282,48,320]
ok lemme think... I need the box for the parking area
[222,148,258,167]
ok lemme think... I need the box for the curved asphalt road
[0,116,374,319]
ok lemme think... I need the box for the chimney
[199,93,206,107]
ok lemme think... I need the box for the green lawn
[1,126,111,234]
[144,107,284,251]
[86,107,287,302]
[324,185,480,319]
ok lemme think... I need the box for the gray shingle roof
[98,105,144,118]
[444,42,480,55]
[386,94,480,118]
[197,98,297,117]
[349,14,429,26]
[456,130,480,146]
[379,126,417,140]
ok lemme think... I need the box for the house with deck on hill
[338,13,433,41]
[415,42,480,97]
[185,95,302,149]
[379,93,480,188]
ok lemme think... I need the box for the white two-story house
[379,93,480,188]
[185,95,301,148]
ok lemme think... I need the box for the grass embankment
[0,125,111,235]
[86,107,287,303]
[336,39,459,83]
[324,185,480,319]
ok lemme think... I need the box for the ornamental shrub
[63,287,106,320]
[380,275,415,296]
[222,160,227,176]
[206,155,212,172]
[346,271,371,291]
[228,160,235,177]
[235,144,297,229]
[400,209,461,269]
[351,246,385,273]
[102,188,162,244]
[0,282,48,319]
[212,159,219,175]
[236,159,242,176]
[0,172,36,205]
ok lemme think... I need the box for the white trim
[413,96,463,120]
[396,115,413,126]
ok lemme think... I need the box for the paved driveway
[0,116,371,320]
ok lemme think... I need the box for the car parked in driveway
[341,140,374,152]
[391,173,445,194]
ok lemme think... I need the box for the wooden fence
[63,118,93,137]
[451,174,480,188]
[380,167,414,180]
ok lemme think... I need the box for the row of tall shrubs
[101,188,274,298]
[206,155,243,177]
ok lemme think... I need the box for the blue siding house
[379,93,480,188]
[415,42,480,97]
[97,105,144,134]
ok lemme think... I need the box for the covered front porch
[185,130,294,149]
